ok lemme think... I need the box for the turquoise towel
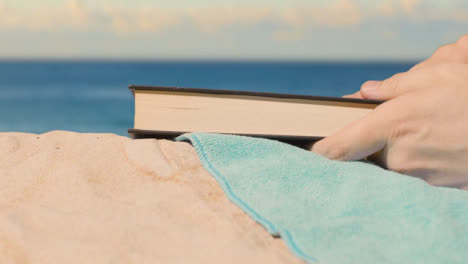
[177,133,468,264]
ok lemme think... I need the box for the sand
[0,131,301,264]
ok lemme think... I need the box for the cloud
[0,0,466,36]
[374,0,468,22]
[0,0,91,31]
[186,4,273,33]
[0,0,363,34]
[279,0,362,29]
[377,1,396,17]
[104,7,181,34]
[66,0,92,28]
[0,0,182,34]
[400,0,422,15]
[452,9,468,22]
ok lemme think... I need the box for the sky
[0,0,466,60]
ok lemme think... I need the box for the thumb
[360,72,411,101]
[311,109,389,161]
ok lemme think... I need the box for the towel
[177,133,468,264]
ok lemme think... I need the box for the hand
[311,64,468,189]
[345,34,468,99]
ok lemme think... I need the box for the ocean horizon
[0,60,416,136]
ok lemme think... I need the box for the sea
[0,60,416,136]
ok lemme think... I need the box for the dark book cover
[129,85,380,105]
[128,128,322,148]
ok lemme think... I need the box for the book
[128,85,380,145]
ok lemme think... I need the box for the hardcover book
[128,85,380,145]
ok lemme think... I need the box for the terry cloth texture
[177,133,468,264]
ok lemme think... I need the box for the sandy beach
[0,131,301,263]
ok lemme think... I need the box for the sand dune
[0,131,301,264]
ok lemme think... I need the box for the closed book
[128,85,380,146]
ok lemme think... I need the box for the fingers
[359,36,468,101]
[359,76,402,101]
[360,72,420,101]
[311,108,390,161]
[359,80,381,99]
[342,91,363,99]
[315,64,444,162]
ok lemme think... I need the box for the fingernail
[361,81,380,93]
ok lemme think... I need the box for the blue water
[0,60,415,136]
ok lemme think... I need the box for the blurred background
[0,0,466,135]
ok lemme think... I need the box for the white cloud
[104,7,181,34]
[0,0,363,34]
[318,0,362,26]
[0,0,466,35]
[66,0,92,28]
[0,0,182,34]
[453,9,468,22]
[377,1,396,17]
[278,0,362,29]
[186,4,273,33]
[400,0,422,15]
[0,0,91,31]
